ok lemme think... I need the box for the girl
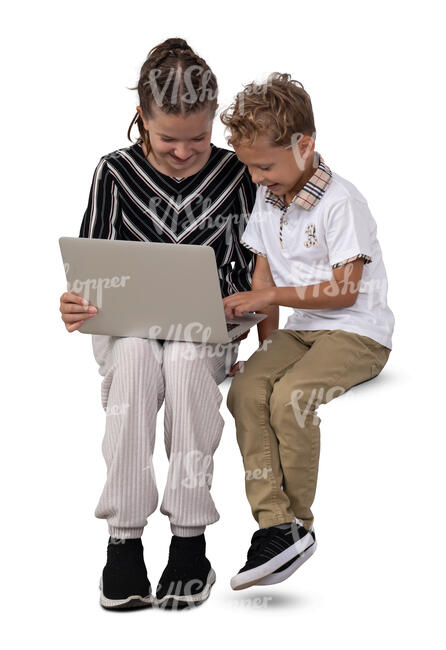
[59,38,256,610]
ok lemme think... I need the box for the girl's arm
[251,255,279,344]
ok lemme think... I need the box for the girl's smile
[169,152,195,164]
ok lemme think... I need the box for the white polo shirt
[241,153,395,349]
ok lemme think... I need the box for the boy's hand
[223,289,274,320]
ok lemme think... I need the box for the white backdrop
[2,0,445,647]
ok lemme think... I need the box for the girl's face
[137,103,213,173]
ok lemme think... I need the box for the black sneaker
[256,529,317,585]
[155,534,216,610]
[230,520,315,590]
[99,536,153,609]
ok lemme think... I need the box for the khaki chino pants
[227,328,390,531]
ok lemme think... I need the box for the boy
[220,73,395,590]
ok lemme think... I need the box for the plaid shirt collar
[264,152,332,212]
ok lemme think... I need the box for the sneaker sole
[99,576,154,609]
[255,540,317,585]
[230,529,314,591]
[154,568,216,609]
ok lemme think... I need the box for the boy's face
[234,134,316,197]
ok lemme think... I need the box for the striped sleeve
[240,186,268,258]
[78,157,120,239]
[220,168,257,296]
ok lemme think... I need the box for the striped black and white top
[78,141,257,298]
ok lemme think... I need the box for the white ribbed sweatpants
[91,334,239,539]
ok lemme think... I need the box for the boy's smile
[234,134,317,205]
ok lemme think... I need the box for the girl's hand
[232,330,249,343]
[60,289,98,333]
[223,289,275,320]
[227,360,245,377]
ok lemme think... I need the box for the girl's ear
[136,106,149,131]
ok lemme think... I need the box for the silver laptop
[59,237,267,344]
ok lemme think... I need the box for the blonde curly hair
[220,73,315,147]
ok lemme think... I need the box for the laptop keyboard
[226,323,239,332]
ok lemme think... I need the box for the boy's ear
[299,135,315,157]
[298,135,317,169]
[288,133,316,170]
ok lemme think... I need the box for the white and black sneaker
[230,520,315,590]
[99,537,154,609]
[256,532,317,585]
[155,534,216,610]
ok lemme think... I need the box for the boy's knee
[270,381,319,428]
[227,370,252,413]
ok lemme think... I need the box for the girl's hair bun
[126,38,219,153]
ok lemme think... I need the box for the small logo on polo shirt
[304,224,317,247]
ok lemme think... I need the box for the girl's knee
[113,336,163,368]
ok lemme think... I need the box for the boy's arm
[223,259,364,319]
[251,255,279,343]
[270,259,364,309]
